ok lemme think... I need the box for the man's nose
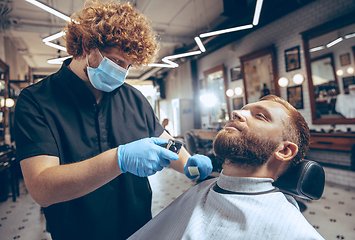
[232,110,249,122]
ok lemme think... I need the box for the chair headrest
[273,160,325,200]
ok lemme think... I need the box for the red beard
[213,123,280,169]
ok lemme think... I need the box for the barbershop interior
[0,0,355,239]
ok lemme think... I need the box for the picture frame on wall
[230,66,242,82]
[232,97,244,111]
[285,46,301,72]
[340,53,351,66]
[342,76,355,93]
[287,85,304,109]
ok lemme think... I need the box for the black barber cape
[14,59,164,240]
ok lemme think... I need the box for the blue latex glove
[117,137,179,177]
[184,154,213,180]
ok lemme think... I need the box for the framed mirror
[202,64,230,127]
[240,45,279,104]
[0,59,9,142]
[302,11,355,124]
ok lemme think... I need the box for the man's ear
[274,141,298,162]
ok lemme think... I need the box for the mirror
[240,45,279,104]
[310,54,341,119]
[201,64,230,128]
[302,11,355,124]
[0,59,9,142]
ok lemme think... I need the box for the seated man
[129,95,324,240]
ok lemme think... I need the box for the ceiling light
[148,63,175,68]
[234,87,243,95]
[226,89,234,97]
[326,37,343,48]
[47,56,72,64]
[345,33,355,39]
[309,46,325,52]
[293,74,304,84]
[164,51,202,60]
[43,31,66,42]
[347,67,354,74]
[253,0,264,25]
[200,93,217,107]
[336,69,344,76]
[162,58,179,67]
[44,42,67,52]
[199,24,253,38]
[278,77,289,87]
[194,37,206,52]
[25,0,71,22]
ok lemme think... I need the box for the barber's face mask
[86,51,129,92]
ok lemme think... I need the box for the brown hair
[64,0,158,67]
[259,95,310,166]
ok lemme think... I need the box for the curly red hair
[64,0,158,67]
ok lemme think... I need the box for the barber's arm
[159,131,213,180]
[20,137,179,208]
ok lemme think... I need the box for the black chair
[0,146,19,202]
[273,160,325,201]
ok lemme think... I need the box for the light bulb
[226,89,234,97]
[235,87,243,95]
[293,74,304,84]
[336,69,344,76]
[200,93,217,107]
[278,77,289,87]
[347,67,354,74]
[0,98,14,108]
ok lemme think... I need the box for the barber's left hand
[184,154,213,180]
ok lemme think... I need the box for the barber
[14,1,212,240]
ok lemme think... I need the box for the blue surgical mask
[86,51,129,92]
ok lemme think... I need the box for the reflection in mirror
[201,64,229,128]
[310,54,341,119]
[240,45,279,104]
[302,12,355,124]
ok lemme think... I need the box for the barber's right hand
[117,137,179,177]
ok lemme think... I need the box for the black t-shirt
[14,59,164,240]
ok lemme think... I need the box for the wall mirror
[0,59,9,143]
[302,11,355,124]
[240,45,279,104]
[201,64,230,128]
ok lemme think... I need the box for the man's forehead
[243,100,290,117]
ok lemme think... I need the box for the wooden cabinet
[310,133,355,152]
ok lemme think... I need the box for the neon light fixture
[253,0,264,25]
[47,56,72,64]
[199,24,253,38]
[309,46,325,52]
[194,37,206,52]
[326,37,343,48]
[42,31,66,42]
[44,42,67,52]
[25,0,71,22]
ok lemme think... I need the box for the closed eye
[256,113,267,120]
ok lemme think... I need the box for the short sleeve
[14,89,59,161]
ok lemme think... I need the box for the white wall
[4,37,29,80]
[0,34,5,61]
[159,60,194,136]
[196,0,355,132]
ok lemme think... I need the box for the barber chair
[273,160,325,201]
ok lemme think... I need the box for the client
[129,95,324,240]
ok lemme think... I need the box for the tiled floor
[0,168,354,240]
